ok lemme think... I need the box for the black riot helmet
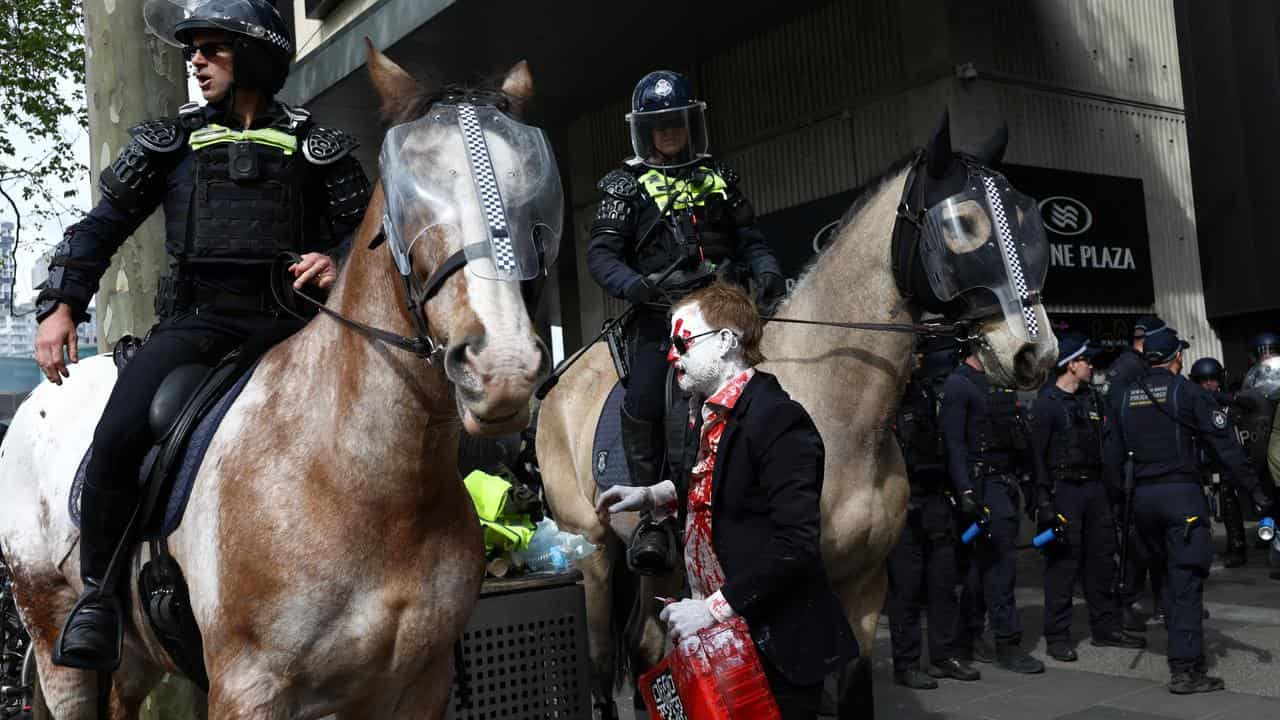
[1188,357,1225,385]
[1250,332,1280,362]
[146,0,293,96]
[626,70,709,169]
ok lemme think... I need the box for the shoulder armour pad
[303,126,358,165]
[176,102,207,131]
[716,161,740,186]
[597,169,638,200]
[129,118,185,153]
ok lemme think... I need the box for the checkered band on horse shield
[981,174,1039,340]
[457,104,517,276]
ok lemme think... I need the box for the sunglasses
[183,42,233,62]
[669,328,730,356]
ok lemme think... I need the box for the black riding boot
[621,408,672,574]
[53,483,138,670]
[1220,488,1247,568]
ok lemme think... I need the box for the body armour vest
[166,124,305,264]
[969,375,1028,457]
[1119,373,1198,476]
[1229,388,1275,475]
[1046,391,1104,476]
[636,166,738,272]
[897,378,946,476]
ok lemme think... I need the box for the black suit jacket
[706,371,859,686]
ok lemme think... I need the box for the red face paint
[668,317,690,363]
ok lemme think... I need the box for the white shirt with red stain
[685,367,755,621]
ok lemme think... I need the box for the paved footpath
[619,519,1280,719]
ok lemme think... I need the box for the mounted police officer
[32,0,370,671]
[941,339,1043,674]
[586,70,783,571]
[1189,357,1248,567]
[1235,333,1280,518]
[1032,333,1145,662]
[1105,328,1274,694]
[887,337,980,688]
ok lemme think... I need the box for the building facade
[278,0,1246,368]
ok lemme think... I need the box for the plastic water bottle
[1259,516,1276,543]
[512,519,596,572]
[961,522,983,544]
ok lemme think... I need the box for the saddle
[67,341,262,689]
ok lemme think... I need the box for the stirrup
[52,590,123,671]
[627,516,679,576]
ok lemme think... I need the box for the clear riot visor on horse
[626,103,710,169]
[919,169,1049,341]
[379,103,563,282]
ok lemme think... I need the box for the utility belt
[156,273,279,318]
[972,460,1017,479]
[1135,472,1200,488]
[1050,467,1102,484]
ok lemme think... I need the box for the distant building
[0,227,96,357]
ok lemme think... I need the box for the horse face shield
[919,169,1048,342]
[378,103,564,283]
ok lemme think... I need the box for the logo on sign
[1038,196,1093,236]
[650,669,687,720]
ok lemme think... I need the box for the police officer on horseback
[586,70,783,571]
[33,0,370,671]
[1105,327,1273,693]
[1032,333,1145,661]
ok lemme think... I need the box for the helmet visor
[626,103,709,169]
[379,104,564,282]
[145,0,289,54]
[919,170,1049,341]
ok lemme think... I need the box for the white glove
[660,598,717,642]
[595,480,678,518]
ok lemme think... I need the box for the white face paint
[668,304,742,397]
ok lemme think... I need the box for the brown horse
[536,118,1058,715]
[0,46,552,718]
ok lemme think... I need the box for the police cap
[1056,332,1100,367]
[1143,327,1190,364]
[1133,314,1165,340]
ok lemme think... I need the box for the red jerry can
[637,617,781,720]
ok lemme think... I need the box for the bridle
[275,95,543,363]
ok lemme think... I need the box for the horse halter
[890,151,1048,343]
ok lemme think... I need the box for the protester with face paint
[595,283,856,719]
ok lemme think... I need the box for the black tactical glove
[957,489,982,521]
[1037,500,1058,534]
[1251,485,1274,517]
[754,271,786,311]
[625,277,658,305]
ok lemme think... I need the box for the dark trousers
[1043,477,1121,644]
[887,490,959,670]
[761,656,822,720]
[957,474,1022,644]
[1133,482,1213,674]
[81,309,294,577]
[1218,483,1248,554]
[622,310,670,422]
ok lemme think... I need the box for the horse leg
[580,534,620,718]
[835,569,886,720]
[205,669,292,720]
[383,655,455,720]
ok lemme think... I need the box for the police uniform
[44,0,371,672]
[940,358,1043,673]
[1105,328,1273,692]
[585,70,782,571]
[887,346,979,686]
[1032,335,1144,660]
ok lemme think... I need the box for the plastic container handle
[961,522,981,544]
[1032,528,1057,548]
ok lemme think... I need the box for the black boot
[995,639,1044,674]
[893,667,938,689]
[1221,490,1248,567]
[53,483,136,671]
[1169,671,1225,694]
[1122,604,1147,632]
[620,408,671,574]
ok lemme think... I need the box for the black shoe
[995,641,1045,674]
[1169,671,1225,694]
[969,636,996,664]
[1092,630,1147,649]
[893,668,938,689]
[1223,548,1247,568]
[628,520,674,575]
[1047,643,1077,662]
[1122,606,1147,633]
[52,581,122,671]
[928,657,980,681]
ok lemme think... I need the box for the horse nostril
[1014,345,1043,389]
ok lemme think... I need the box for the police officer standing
[586,71,783,571]
[1189,357,1248,567]
[887,337,980,688]
[33,0,370,670]
[1033,334,1146,661]
[1234,334,1280,515]
[941,341,1044,674]
[1106,328,1274,693]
